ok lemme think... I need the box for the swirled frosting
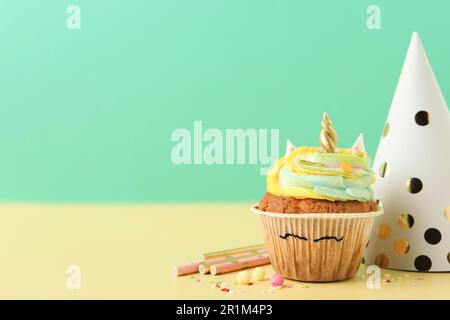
[267,146,375,202]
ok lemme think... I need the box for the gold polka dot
[397,213,415,230]
[379,162,390,178]
[445,206,450,221]
[393,239,410,255]
[374,253,389,268]
[383,122,390,137]
[415,111,431,126]
[406,177,423,193]
[377,224,391,240]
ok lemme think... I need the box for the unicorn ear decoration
[284,140,296,159]
[351,133,367,154]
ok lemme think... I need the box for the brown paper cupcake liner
[251,206,383,282]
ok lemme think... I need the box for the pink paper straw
[172,263,200,277]
[210,254,270,275]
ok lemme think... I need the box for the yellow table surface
[0,203,448,299]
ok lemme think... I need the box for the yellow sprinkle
[236,271,250,285]
[252,267,266,281]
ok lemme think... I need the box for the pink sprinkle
[270,274,284,287]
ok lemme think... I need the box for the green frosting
[278,165,374,201]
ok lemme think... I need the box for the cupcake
[252,113,383,282]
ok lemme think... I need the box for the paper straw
[210,254,270,275]
[173,244,267,277]
[198,249,268,274]
[201,243,266,261]
[172,263,200,277]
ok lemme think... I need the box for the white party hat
[364,32,450,271]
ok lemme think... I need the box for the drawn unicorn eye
[312,236,343,242]
[279,233,343,242]
[279,233,307,241]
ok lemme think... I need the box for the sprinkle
[190,276,195,279]
[252,267,266,281]
[215,284,220,288]
[247,282,253,286]
[196,279,200,282]
[272,286,282,290]
[270,274,284,287]
[236,271,251,285]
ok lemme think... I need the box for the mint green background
[0,1,449,202]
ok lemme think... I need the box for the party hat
[364,32,450,271]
